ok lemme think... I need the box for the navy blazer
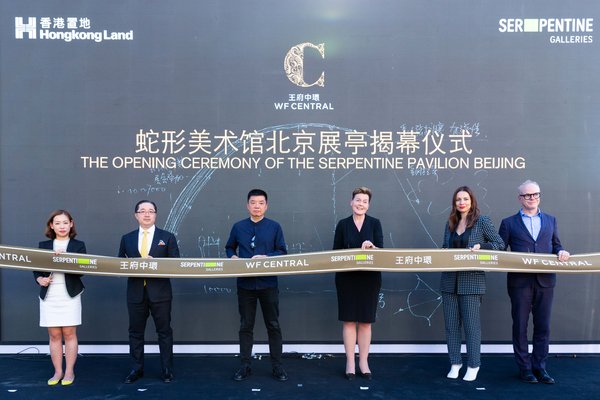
[34,238,86,299]
[118,227,179,303]
[499,211,564,288]
[440,215,504,295]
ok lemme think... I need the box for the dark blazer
[440,215,504,295]
[118,227,180,303]
[333,214,384,250]
[499,211,564,288]
[34,239,86,300]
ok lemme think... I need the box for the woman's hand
[361,240,377,250]
[469,244,481,252]
[37,275,52,287]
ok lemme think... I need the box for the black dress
[333,215,383,323]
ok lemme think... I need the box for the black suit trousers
[128,287,173,371]
[237,287,283,367]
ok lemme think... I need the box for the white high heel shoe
[463,366,480,381]
[447,364,462,379]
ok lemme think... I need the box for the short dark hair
[352,187,372,201]
[135,200,157,213]
[247,189,268,202]
[45,210,77,239]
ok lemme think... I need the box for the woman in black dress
[333,187,383,380]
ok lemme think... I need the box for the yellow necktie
[141,230,149,258]
[141,230,149,286]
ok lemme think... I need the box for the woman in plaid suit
[440,186,504,382]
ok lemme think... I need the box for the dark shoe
[345,372,356,381]
[233,366,251,381]
[161,368,174,383]
[272,366,288,381]
[359,370,373,380]
[124,369,143,384]
[519,369,538,384]
[533,369,555,384]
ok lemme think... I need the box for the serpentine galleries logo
[330,254,374,265]
[14,16,133,43]
[52,255,98,269]
[453,253,498,265]
[275,42,334,111]
[498,17,593,44]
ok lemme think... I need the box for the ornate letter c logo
[284,42,325,88]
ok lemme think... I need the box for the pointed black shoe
[533,369,555,384]
[124,369,143,384]
[359,370,373,380]
[272,366,288,381]
[519,369,538,384]
[233,366,251,381]
[162,368,174,383]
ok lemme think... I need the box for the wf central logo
[15,17,37,39]
[284,42,325,88]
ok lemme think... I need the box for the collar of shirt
[519,208,541,218]
[519,209,542,240]
[138,225,156,254]
[138,225,156,236]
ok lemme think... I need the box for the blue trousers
[508,283,554,371]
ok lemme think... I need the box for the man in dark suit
[499,180,570,385]
[119,200,180,384]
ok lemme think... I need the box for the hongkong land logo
[15,17,133,42]
[15,17,37,39]
[498,17,593,44]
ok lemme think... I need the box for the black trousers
[127,288,173,371]
[237,287,283,367]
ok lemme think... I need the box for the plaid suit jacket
[440,215,504,295]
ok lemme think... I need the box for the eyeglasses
[136,210,156,214]
[250,235,256,250]
[519,192,541,200]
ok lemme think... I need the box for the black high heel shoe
[345,372,356,380]
[359,370,372,380]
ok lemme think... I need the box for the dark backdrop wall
[1,0,599,344]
